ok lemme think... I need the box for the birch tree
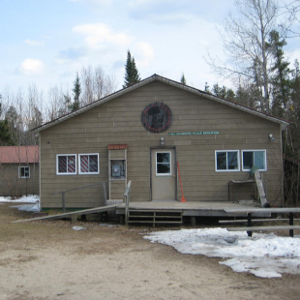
[206,0,285,113]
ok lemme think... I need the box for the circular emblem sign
[141,102,173,133]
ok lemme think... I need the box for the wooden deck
[116,201,269,217]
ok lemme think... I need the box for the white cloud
[19,58,44,75]
[73,23,133,50]
[134,42,154,67]
[25,39,44,46]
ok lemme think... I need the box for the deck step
[127,209,183,227]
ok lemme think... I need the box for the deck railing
[52,180,115,213]
[124,181,132,225]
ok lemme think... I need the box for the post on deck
[62,192,66,213]
[247,213,253,237]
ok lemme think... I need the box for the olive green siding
[39,81,284,209]
[0,163,39,197]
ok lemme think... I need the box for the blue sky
[1,0,299,95]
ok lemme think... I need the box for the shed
[33,74,289,211]
[0,145,39,196]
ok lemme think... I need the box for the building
[0,145,39,197]
[33,75,289,211]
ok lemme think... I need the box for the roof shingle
[0,146,39,164]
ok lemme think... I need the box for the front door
[151,149,176,201]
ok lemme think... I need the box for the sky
[0,0,299,96]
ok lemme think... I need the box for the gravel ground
[0,203,300,300]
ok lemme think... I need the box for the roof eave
[32,73,289,132]
[32,75,157,133]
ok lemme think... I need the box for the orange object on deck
[177,161,186,202]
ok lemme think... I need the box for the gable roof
[0,146,39,164]
[33,74,290,133]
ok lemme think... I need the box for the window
[215,150,240,172]
[242,150,267,171]
[79,154,99,175]
[56,154,76,175]
[19,166,30,178]
[156,152,171,176]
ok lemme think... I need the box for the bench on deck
[222,207,300,237]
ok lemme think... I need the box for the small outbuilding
[0,145,39,197]
[33,75,289,211]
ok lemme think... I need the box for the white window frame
[156,151,172,176]
[18,166,30,178]
[56,154,77,175]
[215,150,240,172]
[79,153,100,175]
[242,150,267,172]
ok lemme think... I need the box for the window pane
[68,156,76,173]
[59,156,67,173]
[157,153,170,163]
[217,152,226,170]
[24,167,29,177]
[80,155,89,173]
[243,152,253,169]
[255,151,265,169]
[228,152,238,169]
[89,155,98,172]
[157,163,170,174]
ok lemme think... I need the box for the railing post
[62,192,66,213]
[124,181,132,226]
[124,195,128,225]
[102,182,107,206]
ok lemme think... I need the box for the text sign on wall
[141,102,173,133]
[168,131,220,136]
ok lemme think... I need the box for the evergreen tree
[123,51,141,88]
[267,30,291,118]
[286,59,300,158]
[180,73,186,85]
[212,83,235,100]
[0,101,14,146]
[72,73,81,111]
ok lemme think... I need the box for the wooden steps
[127,209,183,227]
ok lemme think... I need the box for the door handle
[173,175,176,178]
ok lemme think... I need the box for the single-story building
[33,74,289,211]
[0,145,39,197]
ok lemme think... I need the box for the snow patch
[144,228,300,278]
[0,195,40,212]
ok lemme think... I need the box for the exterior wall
[39,81,284,209]
[0,163,39,197]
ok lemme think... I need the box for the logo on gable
[141,102,173,133]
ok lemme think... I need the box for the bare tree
[80,65,117,106]
[206,0,287,113]
[47,85,71,121]
[280,0,300,37]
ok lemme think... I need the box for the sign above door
[141,102,173,133]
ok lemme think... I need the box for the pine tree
[72,73,81,111]
[267,30,291,118]
[0,102,14,146]
[204,82,210,93]
[180,73,186,85]
[123,51,141,88]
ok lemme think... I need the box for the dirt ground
[0,204,300,300]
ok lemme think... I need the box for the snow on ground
[0,195,40,212]
[144,228,300,278]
